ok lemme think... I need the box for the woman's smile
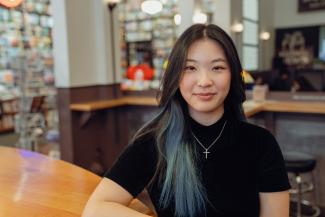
[194,92,217,101]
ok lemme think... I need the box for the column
[177,0,194,36]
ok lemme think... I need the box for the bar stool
[283,151,320,217]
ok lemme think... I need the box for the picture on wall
[275,26,320,68]
[298,0,325,12]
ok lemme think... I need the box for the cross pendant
[203,150,210,159]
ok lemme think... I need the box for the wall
[213,0,231,35]
[230,0,243,61]
[274,0,325,28]
[52,0,70,87]
[52,0,115,88]
[259,0,325,70]
[259,0,275,70]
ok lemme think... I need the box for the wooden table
[0,146,153,216]
[0,146,101,217]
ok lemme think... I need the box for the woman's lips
[194,93,216,100]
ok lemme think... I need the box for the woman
[82,24,290,217]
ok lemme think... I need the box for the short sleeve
[258,130,291,192]
[104,137,157,197]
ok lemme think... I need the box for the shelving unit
[118,0,178,84]
[0,0,56,138]
[0,0,54,94]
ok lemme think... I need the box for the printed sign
[298,0,325,12]
[275,26,320,67]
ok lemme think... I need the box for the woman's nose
[197,71,213,87]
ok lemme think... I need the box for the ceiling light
[260,31,271,40]
[231,22,244,33]
[141,0,163,15]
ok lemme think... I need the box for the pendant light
[141,0,163,15]
[106,0,120,9]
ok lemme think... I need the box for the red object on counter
[126,64,154,80]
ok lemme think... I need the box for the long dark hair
[132,24,246,217]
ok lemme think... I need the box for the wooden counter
[70,97,158,111]
[261,100,325,115]
[70,97,325,117]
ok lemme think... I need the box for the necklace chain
[191,120,227,159]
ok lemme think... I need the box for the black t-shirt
[105,114,290,217]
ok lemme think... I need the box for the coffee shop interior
[1,0,325,216]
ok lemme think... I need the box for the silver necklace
[191,120,227,159]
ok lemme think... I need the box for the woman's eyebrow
[185,59,198,63]
[185,58,227,63]
[211,58,227,63]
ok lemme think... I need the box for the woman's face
[179,38,231,122]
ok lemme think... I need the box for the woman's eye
[184,66,196,71]
[212,66,225,71]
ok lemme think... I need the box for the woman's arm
[259,191,290,217]
[133,189,157,216]
[82,178,154,217]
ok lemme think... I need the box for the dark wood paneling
[57,84,120,174]
[57,88,74,162]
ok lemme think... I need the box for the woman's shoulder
[128,132,157,153]
[236,120,275,140]
[236,121,282,153]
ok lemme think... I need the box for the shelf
[0,127,14,134]
[1,111,18,115]
[0,98,17,102]
[124,16,174,23]
[119,1,176,83]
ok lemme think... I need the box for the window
[242,0,259,70]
